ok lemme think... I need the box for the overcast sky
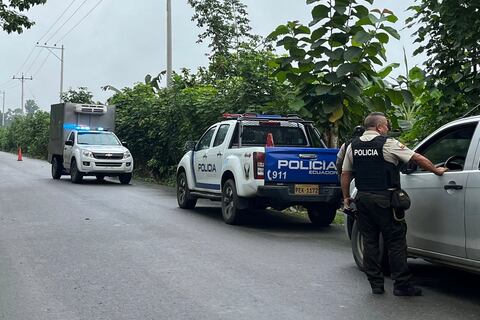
[0,0,420,112]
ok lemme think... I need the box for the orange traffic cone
[17,147,23,161]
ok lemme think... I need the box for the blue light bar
[255,114,282,119]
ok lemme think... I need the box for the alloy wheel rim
[223,186,234,218]
[178,175,186,203]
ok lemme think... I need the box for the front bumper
[79,158,134,174]
[257,184,342,206]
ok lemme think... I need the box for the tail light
[253,152,265,179]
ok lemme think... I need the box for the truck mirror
[65,140,74,146]
[184,141,197,151]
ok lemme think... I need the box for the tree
[25,99,39,114]
[0,0,47,34]
[188,0,257,79]
[61,87,94,104]
[407,0,480,135]
[269,0,405,147]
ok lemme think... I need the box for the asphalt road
[1,151,480,320]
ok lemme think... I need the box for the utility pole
[36,44,65,101]
[12,73,33,114]
[166,0,172,88]
[1,90,5,126]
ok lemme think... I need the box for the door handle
[217,152,222,157]
[444,184,463,190]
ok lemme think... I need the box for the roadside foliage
[3,0,479,180]
[269,0,408,146]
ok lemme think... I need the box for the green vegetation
[2,0,480,181]
[0,0,47,34]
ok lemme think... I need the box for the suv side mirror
[401,161,417,174]
[65,140,74,146]
[184,141,197,151]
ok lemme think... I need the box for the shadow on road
[409,261,480,303]
[189,205,341,234]
[47,177,123,185]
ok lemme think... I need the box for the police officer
[341,112,447,296]
[336,125,365,176]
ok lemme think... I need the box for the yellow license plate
[294,184,319,195]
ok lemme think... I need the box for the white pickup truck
[176,114,341,225]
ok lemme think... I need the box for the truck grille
[95,162,122,167]
[93,152,123,160]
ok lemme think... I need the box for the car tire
[51,157,63,180]
[119,173,132,185]
[307,203,337,227]
[221,179,244,225]
[351,220,389,274]
[70,159,83,184]
[176,171,197,209]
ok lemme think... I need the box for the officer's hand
[343,197,353,209]
[434,167,448,176]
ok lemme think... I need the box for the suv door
[205,123,231,190]
[402,122,477,258]
[464,122,480,261]
[193,126,217,190]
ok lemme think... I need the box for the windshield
[77,132,121,146]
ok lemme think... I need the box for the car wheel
[51,157,63,180]
[221,179,244,225]
[70,159,83,184]
[177,171,197,209]
[351,220,389,273]
[307,203,337,227]
[119,173,132,185]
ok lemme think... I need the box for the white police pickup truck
[176,114,341,225]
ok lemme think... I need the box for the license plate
[294,184,319,195]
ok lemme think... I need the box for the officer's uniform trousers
[355,191,412,289]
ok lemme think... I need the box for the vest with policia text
[351,136,401,191]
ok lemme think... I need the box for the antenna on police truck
[461,103,480,118]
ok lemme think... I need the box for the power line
[56,0,105,43]
[45,0,89,44]
[23,48,43,76]
[32,53,51,77]
[13,45,37,77]
[37,0,79,44]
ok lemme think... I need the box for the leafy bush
[0,111,50,159]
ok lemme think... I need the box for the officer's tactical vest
[351,136,400,191]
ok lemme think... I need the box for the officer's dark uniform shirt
[342,130,415,175]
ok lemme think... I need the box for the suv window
[213,124,230,147]
[196,127,216,150]
[67,132,75,143]
[417,123,477,171]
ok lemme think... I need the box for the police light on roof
[222,113,283,120]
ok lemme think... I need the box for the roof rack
[222,113,308,122]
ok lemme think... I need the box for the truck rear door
[264,147,339,195]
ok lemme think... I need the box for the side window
[196,127,216,151]
[67,132,75,143]
[213,124,230,147]
[417,123,477,171]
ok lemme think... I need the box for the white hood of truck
[80,145,128,153]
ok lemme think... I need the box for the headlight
[82,150,94,158]
[123,151,131,159]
